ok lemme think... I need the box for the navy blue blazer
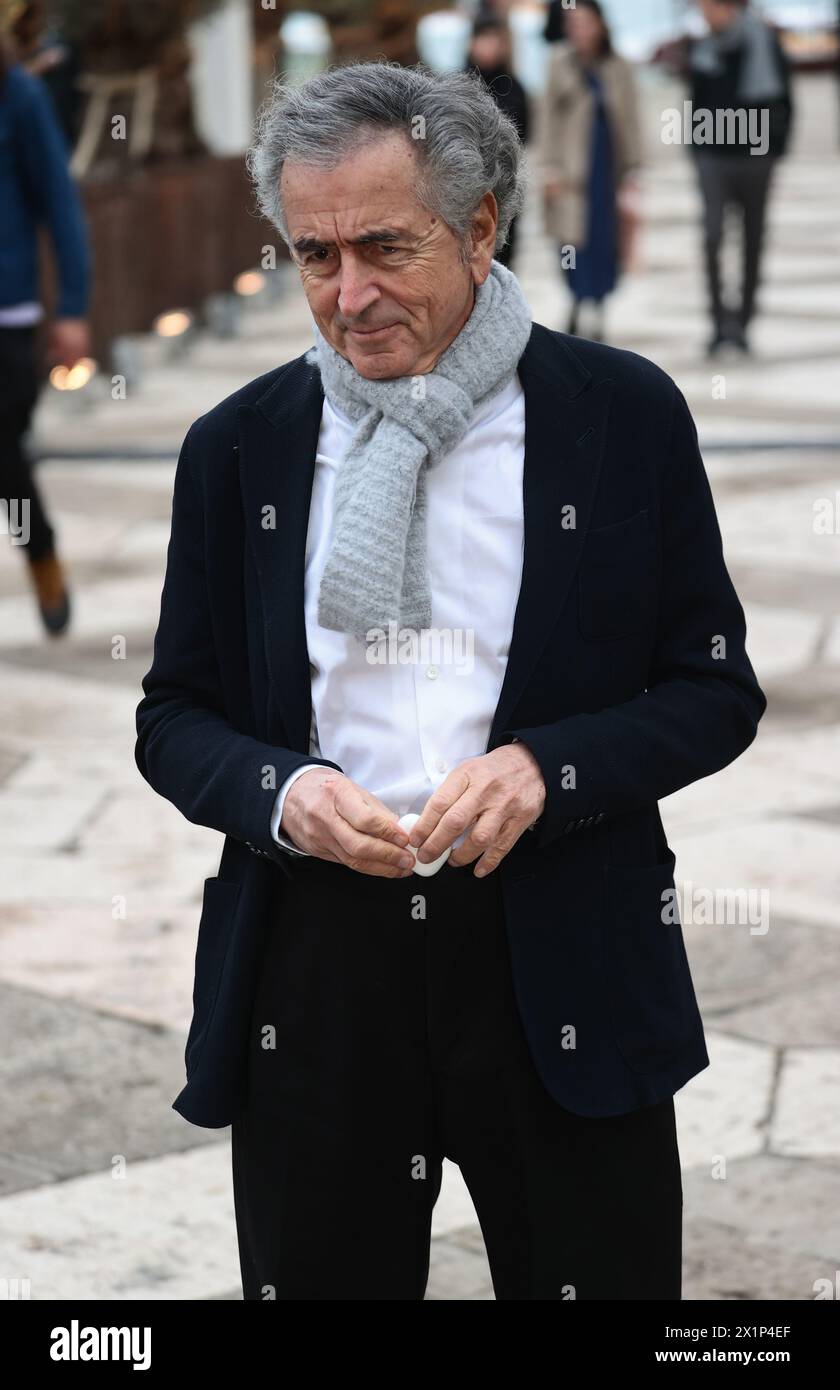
[135,323,766,1129]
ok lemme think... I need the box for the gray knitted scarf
[690,9,786,100]
[306,258,532,641]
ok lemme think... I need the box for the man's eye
[377,244,399,255]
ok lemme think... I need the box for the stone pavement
[0,73,838,1301]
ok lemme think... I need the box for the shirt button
[435,757,448,773]
[426,665,439,679]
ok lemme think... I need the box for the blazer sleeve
[499,382,766,847]
[134,421,342,857]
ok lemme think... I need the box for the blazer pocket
[184,875,241,1077]
[604,850,702,1074]
[578,508,656,641]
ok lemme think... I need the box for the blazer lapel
[237,354,325,751]
[487,325,614,746]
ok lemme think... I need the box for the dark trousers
[231,855,683,1301]
[694,153,777,334]
[0,325,54,561]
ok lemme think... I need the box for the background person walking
[538,0,642,340]
[688,0,793,356]
[464,10,530,272]
[0,21,91,635]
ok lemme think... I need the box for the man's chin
[346,346,412,381]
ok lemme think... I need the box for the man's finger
[415,787,484,863]
[312,777,416,875]
[448,810,507,868]
[330,812,415,873]
[473,819,523,877]
[407,769,471,849]
[334,781,410,846]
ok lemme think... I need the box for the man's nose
[336,255,379,321]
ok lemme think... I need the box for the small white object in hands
[397,812,452,877]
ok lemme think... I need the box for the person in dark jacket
[689,0,793,355]
[464,12,530,270]
[0,30,91,634]
[136,60,766,1303]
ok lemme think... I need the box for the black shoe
[706,331,728,358]
[717,307,750,353]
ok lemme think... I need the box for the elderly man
[135,62,765,1301]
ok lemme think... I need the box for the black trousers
[231,855,683,1301]
[693,153,777,334]
[0,325,54,562]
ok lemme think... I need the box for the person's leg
[0,326,54,561]
[231,860,442,1300]
[693,155,728,346]
[444,1069,683,1300]
[738,157,777,336]
[0,325,71,634]
[577,298,607,343]
[429,869,683,1300]
[559,240,581,334]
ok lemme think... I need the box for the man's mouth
[345,323,399,339]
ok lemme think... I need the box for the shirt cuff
[270,765,325,855]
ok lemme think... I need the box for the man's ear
[470,191,499,282]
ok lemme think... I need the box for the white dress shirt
[270,369,526,853]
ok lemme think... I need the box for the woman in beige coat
[539,0,642,338]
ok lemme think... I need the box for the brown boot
[27,550,71,636]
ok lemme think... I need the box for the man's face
[566,7,605,58]
[470,31,507,69]
[281,131,497,380]
[699,0,739,33]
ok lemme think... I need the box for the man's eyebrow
[292,228,416,255]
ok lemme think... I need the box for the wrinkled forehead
[281,130,419,207]
[280,132,433,244]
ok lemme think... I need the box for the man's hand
[46,318,92,370]
[281,769,416,877]
[407,743,546,878]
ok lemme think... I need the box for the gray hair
[246,60,527,257]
